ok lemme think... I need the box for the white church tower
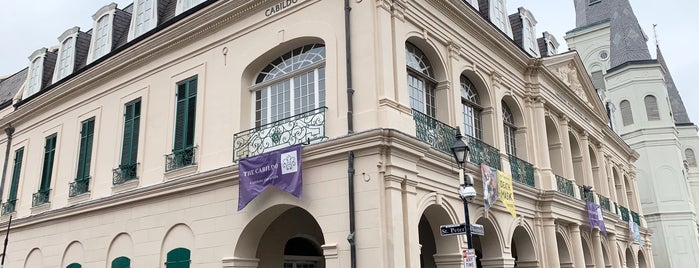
[565,0,699,267]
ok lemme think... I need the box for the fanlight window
[461,76,482,139]
[406,42,436,118]
[254,44,326,126]
[503,102,517,155]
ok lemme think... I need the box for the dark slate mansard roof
[0,69,28,109]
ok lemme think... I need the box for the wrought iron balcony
[1,199,16,215]
[556,175,575,197]
[619,205,630,222]
[412,109,456,156]
[578,185,595,202]
[69,177,91,197]
[165,146,197,172]
[32,189,51,207]
[468,135,501,169]
[113,163,139,185]
[631,210,641,226]
[597,194,611,211]
[233,107,327,161]
[508,154,534,187]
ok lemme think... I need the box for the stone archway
[638,249,647,268]
[556,232,573,268]
[625,248,636,268]
[511,226,538,267]
[234,205,326,268]
[418,204,461,268]
[473,217,509,268]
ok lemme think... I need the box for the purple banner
[586,201,607,236]
[238,144,302,211]
[481,164,498,215]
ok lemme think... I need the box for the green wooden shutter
[173,77,197,151]
[76,118,95,179]
[8,147,24,200]
[121,99,141,165]
[66,263,82,268]
[111,256,131,268]
[165,247,191,268]
[40,135,57,190]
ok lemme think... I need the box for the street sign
[463,249,476,268]
[440,223,467,236]
[470,223,484,236]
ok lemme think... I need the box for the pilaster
[591,230,605,268]
[543,219,561,268]
[569,224,586,268]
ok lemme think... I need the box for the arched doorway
[418,204,461,268]
[235,205,326,268]
[473,217,506,267]
[638,249,647,268]
[556,233,573,268]
[625,248,636,268]
[511,226,538,267]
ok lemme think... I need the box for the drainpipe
[344,0,355,134]
[0,124,15,204]
[347,151,356,268]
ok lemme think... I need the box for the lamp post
[451,127,475,251]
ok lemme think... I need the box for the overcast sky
[1,0,697,122]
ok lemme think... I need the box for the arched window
[254,44,326,126]
[502,101,517,155]
[620,100,634,126]
[111,256,131,268]
[284,237,322,268]
[461,76,482,139]
[406,42,436,118]
[56,37,75,80]
[644,95,660,121]
[686,149,697,167]
[25,56,43,98]
[165,248,190,268]
[93,15,111,59]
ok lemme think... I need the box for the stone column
[608,233,622,268]
[322,244,339,268]
[596,144,610,197]
[591,230,605,268]
[384,175,408,268]
[604,155,617,204]
[618,168,629,207]
[404,179,420,268]
[481,257,516,268]
[543,219,561,268]
[579,132,594,188]
[529,96,554,190]
[559,115,575,180]
[569,224,586,268]
[434,253,463,268]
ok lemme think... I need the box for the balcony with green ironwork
[619,205,630,222]
[69,177,91,197]
[32,189,51,207]
[165,146,197,172]
[412,109,502,169]
[556,175,575,197]
[631,210,641,226]
[578,185,595,203]
[597,194,611,211]
[233,107,327,161]
[509,154,534,187]
[113,163,139,185]
[1,199,16,215]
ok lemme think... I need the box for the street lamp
[451,127,476,250]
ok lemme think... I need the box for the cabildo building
[0,0,653,267]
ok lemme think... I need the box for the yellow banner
[497,171,516,218]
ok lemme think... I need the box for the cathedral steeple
[573,0,651,68]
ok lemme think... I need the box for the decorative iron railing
[412,109,456,156]
[1,199,16,215]
[556,175,575,197]
[509,154,535,187]
[578,185,595,202]
[113,163,139,185]
[32,189,51,207]
[233,107,327,161]
[165,146,197,172]
[597,194,611,211]
[69,177,90,197]
[631,210,641,226]
[619,205,630,222]
[468,135,501,169]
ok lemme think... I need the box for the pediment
[541,52,607,119]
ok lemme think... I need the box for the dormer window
[56,37,75,80]
[524,20,535,52]
[25,57,44,98]
[129,0,157,40]
[517,8,539,57]
[493,0,507,31]
[176,0,206,15]
[92,15,111,61]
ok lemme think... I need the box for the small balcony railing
[233,107,327,161]
[413,109,456,156]
[1,199,16,215]
[619,205,630,222]
[165,146,197,172]
[556,175,575,197]
[597,194,611,211]
[32,189,51,207]
[631,210,641,226]
[509,154,534,187]
[69,177,90,197]
[578,185,595,203]
[468,135,501,169]
[113,163,139,185]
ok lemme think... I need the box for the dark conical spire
[657,45,692,124]
[573,0,651,68]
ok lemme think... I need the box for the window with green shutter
[76,118,95,180]
[165,247,191,268]
[166,76,197,171]
[40,134,57,191]
[111,256,131,268]
[117,99,141,182]
[8,147,24,201]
